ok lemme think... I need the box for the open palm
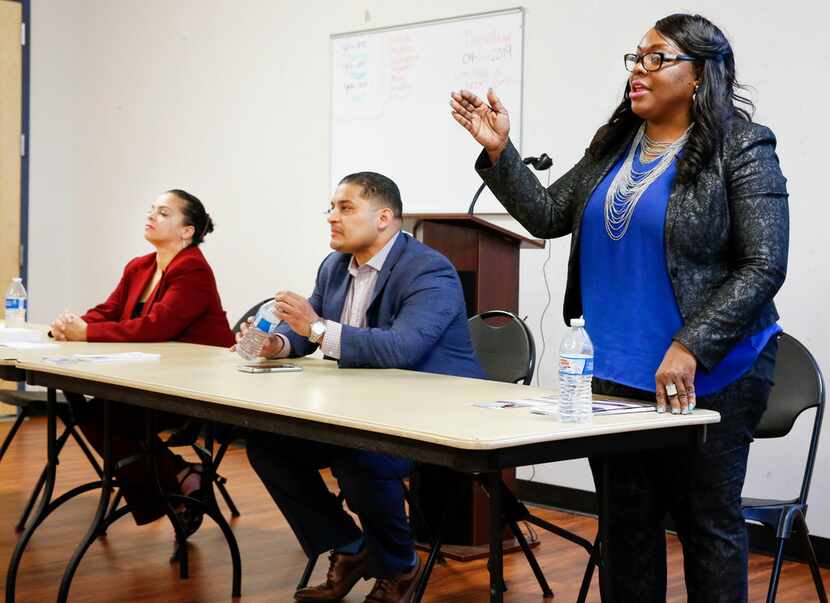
[450,88,510,154]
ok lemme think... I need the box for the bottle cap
[570,317,585,327]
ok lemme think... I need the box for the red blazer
[83,246,235,347]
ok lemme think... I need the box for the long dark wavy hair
[588,14,754,183]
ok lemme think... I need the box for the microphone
[468,152,553,215]
[523,153,553,170]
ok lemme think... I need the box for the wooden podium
[403,213,544,559]
[405,214,544,318]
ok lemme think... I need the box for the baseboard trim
[516,479,830,569]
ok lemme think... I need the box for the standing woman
[451,13,788,602]
[51,189,235,536]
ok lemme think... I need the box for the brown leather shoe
[363,556,423,603]
[294,548,368,601]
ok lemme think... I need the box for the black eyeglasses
[624,52,697,72]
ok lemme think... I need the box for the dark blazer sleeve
[86,260,214,343]
[476,138,591,238]
[673,124,789,369]
[337,256,463,369]
[81,263,133,324]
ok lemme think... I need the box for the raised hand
[450,88,511,162]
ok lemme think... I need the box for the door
[0,0,23,414]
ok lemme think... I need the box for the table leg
[57,398,113,603]
[412,472,463,603]
[487,471,504,603]
[163,419,242,597]
[0,408,28,462]
[146,410,190,577]
[15,424,73,532]
[597,457,615,603]
[201,423,242,598]
[5,388,59,603]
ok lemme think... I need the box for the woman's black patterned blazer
[476,118,789,372]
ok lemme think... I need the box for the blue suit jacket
[277,232,484,379]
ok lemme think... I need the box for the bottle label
[255,317,273,333]
[559,354,593,376]
[5,298,26,311]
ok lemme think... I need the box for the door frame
[3,0,30,406]
[9,0,30,286]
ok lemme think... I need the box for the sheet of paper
[0,342,59,350]
[474,400,545,409]
[529,399,655,416]
[43,352,161,364]
[590,400,655,414]
[472,396,557,409]
[0,328,43,343]
[473,395,654,416]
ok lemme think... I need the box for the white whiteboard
[330,9,524,214]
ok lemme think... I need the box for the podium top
[403,213,545,249]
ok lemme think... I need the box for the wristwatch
[308,319,327,344]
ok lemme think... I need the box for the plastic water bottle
[559,317,594,424]
[236,300,280,361]
[4,277,27,329]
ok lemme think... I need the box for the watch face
[310,320,326,342]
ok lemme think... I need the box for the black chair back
[467,310,536,385]
[754,333,825,504]
[232,298,273,333]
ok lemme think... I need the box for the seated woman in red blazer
[50,189,234,536]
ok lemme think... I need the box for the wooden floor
[0,417,827,602]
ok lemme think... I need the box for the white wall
[28,1,830,534]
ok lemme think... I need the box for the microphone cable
[528,167,553,487]
[536,167,553,387]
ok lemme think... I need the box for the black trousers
[590,338,776,602]
[246,432,415,579]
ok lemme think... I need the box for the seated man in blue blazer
[243,171,484,603]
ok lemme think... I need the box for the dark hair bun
[203,213,215,237]
[165,189,213,246]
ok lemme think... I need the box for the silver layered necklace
[604,123,692,241]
